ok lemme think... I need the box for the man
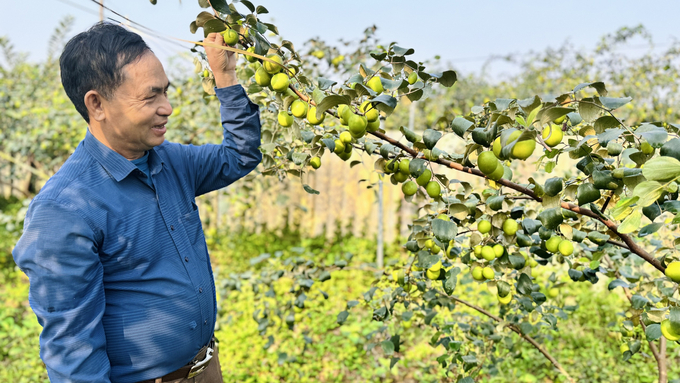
[12,22,261,382]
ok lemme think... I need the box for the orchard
[2,1,680,382]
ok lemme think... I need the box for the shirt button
[170,225,175,231]
[199,288,203,293]
[184,256,189,262]
[204,320,208,325]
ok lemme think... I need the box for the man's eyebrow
[150,82,171,94]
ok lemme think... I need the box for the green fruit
[529,258,538,268]
[254,67,271,86]
[641,141,655,155]
[478,151,500,175]
[307,107,324,125]
[339,131,352,144]
[366,119,380,132]
[665,261,680,282]
[408,72,418,84]
[398,159,410,174]
[429,260,442,272]
[416,169,432,186]
[436,214,450,221]
[393,171,408,183]
[607,141,623,156]
[545,236,561,253]
[488,163,505,181]
[291,100,308,118]
[348,114,368,138]
[542,125,563,147]
[498,293,512,305]
[502,219,518,236]
[338,151,351,161]
[554,115,566,124]
[221,29,239,45]
[203,69,210,78]
[245,46,257,62]
[402,320,412,329]
[402,181,418,196]
[493,244,504,258]
[547,287,559,298]
[478,220,492,234]
[493,130,520,159]
[424,239,434,249]
[661,320,680,341]
[558,240,574,256]
[620,343,629,354]
[263,54,283,74]
[426,268,440,280]
[472,267,484,281]
[367,76,383,94]
[473,245,482,257]
[482,267,495,280]
[481,245,495,261]
[385,160,399,173]
[511,138,536,160]
[270,73,290,92]
[333,139,345,154]
[277,111,293,127]
[309,156,321,169]
[425,181,441,198]
[431,244,441,254]
[360,101,379,122]
[337,104,350,124]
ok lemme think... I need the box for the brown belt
[138,337,216,383]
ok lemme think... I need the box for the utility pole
[376,119,385,269]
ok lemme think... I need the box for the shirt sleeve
[13,199,110,383]
[181,84,262,197]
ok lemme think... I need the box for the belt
[139,337,216,383]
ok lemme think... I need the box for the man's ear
[84,90,107,122]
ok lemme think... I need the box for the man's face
[100,51,172,159]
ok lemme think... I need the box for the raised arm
[13,199,110,383]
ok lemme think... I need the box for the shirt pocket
[181,201,207,261]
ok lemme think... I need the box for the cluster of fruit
[380,158,442,198]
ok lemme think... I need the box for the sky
[1,0,679,76]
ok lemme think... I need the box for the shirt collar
[83,129,164,182]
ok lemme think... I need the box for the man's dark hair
[60,22,151,123]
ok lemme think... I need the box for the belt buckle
[187,346,214,378]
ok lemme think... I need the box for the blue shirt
[13,85,262,383]
[130,151,152,188]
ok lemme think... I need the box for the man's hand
[205,32,238,88]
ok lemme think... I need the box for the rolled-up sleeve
[181,84,262,197]
[13,199,110,383]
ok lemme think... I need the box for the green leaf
[392,45,415,56]
[608,279,629,291]
[600,96,632,110]
[317,77,337,91]
[544,177,563,197]
[577,98,601,122]
[639,222,663,237]
[209,0,231,14]
[443,268,458,295]
[660,138,680,161]
[202,19,227,37]
[409,158,427,177]
[381,340,395,355]
[423,129,442,149]
[315,95,351,119]
[400,126,418,143]
[318,271,331,282]
[256,5,269,13]
[389,357,400,369]
[432,219,458,242]
[517,273,533,295]
[577,183,601,206]
[371,94,397,115]
[633,181,664,207]
[637,123,668,147]
[618,208,642,234]
[537,208,564,230]
[321,138,335,153]
[451,116,474,137]
[645,323,662,341]
[432,70,457,87]
[573,81,608,96]
[539,107,573,126]
[587,231,610,245]
[337,311,349,325]
[593,116,620,133]
[642,156,680,182]
[670,307,680,334]
[486,195,505,211]
[596,128,624,145]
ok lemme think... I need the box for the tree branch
[367,131,665,274]
[442,293,574,383]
